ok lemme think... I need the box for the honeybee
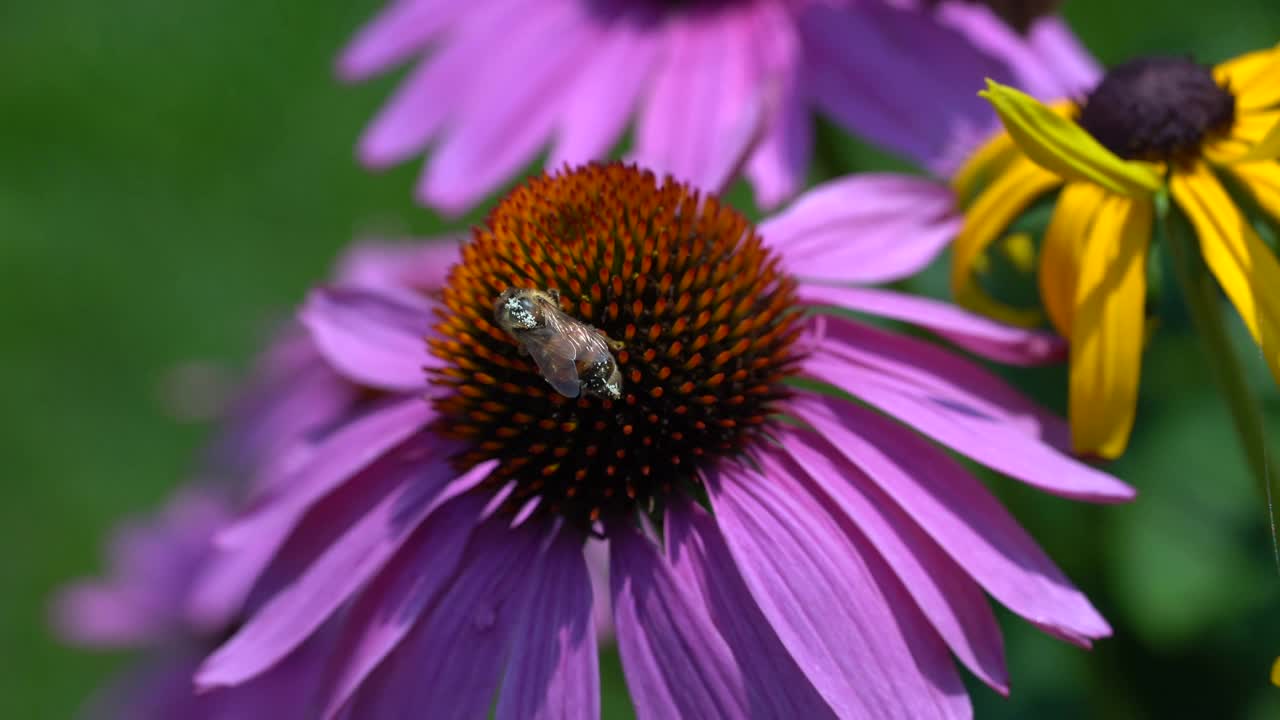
[493,288,623,400]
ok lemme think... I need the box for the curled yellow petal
[1171,162,1280,387]
[952,156,1061,326]
[952,102,1075,203]
[1040,181,1109,338]
[1069,195,1153,459]
[951,129,1017,204]
[1215,43,1280,112]
[980,80,1163,197]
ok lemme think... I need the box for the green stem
[1162,200,1280,543]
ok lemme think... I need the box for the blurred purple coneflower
[193,163,1131,719]
[339,0,1093,213]
[51,487,334,720]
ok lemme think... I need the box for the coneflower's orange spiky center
[429,164,801,528]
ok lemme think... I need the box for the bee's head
[494,288,541,331]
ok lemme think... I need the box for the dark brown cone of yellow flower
[1078,56,1235,164]
[429,164,802,528]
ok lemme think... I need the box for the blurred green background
[3,0,1280,717]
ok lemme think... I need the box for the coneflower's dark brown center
[429,164,801,528]
[1078,56,1235,163]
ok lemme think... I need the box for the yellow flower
[952,48,1280,460]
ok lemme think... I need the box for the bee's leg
[595,328,625,351]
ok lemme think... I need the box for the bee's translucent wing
[523,326,583,398]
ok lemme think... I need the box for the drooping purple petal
[584,537,614,642]
[343,517,547,720]
[1025,16,1102,99]
[210,616,343,720]
[321,494,485,718]
[420,2,600,213]
[355,0,522,168]
[792,394,1112,643]
[706,456,970,719]
[301,287,434,392]
[332,237,462,296]
[55,487,230,647]
[665,499,836,717]
[214,329,358,496]
[774,424,1010,693]
[760,174,958,285]
[800,1,1015,174]
[743,10,808,208]
[548,18,660,169]
[632,10,760,193]
[216,398,433,551]
[197,452,493,688]
[803,350,1135,502]
[337,0,472,81]
[798,284,1065,365]
[803,312,1066,441]
[930,2,1065,102]
[495,530,599,720]
[803,348,1136,499]
[610,522,749,720]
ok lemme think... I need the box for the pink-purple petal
[345,518,546,719]
[799,1,1013,174]
[198,452,493,688]
[186,404,435,627]
[419,2,598,213]
[215,398,433,554]
[665,499,836,717]
[1026,16,1102,99]
[743,10,808,208]
[804,313,1067,441]
[548,19,660,169]
[610,522,749,720]
[336,0,468,81]
[706,456,969,719]
[760,174,959,285]
[774,424,1010,694]
[803,350,1135,502]
[332,237,462,296]
[354,0,520,168]
[300,287,434,392]
[632,12,759,193]
[798,284,1066,365]
[792,394,1112,642]
[495,530,599,720]
[321,493,485,718]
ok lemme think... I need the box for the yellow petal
[1171,162,1280,387]
[1069,195,1153,459]
[1208,110,1280,164]
[951,129,1017,204]
[1225,161,1280,224]
[1272,657,1280,687]
[952,156,1061,326]
[980,80,1163,197]
[1215,43,1280,112]
[1040,181,1109,338]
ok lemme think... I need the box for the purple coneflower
[338,0,1094,213]
[194,163,1131,718]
